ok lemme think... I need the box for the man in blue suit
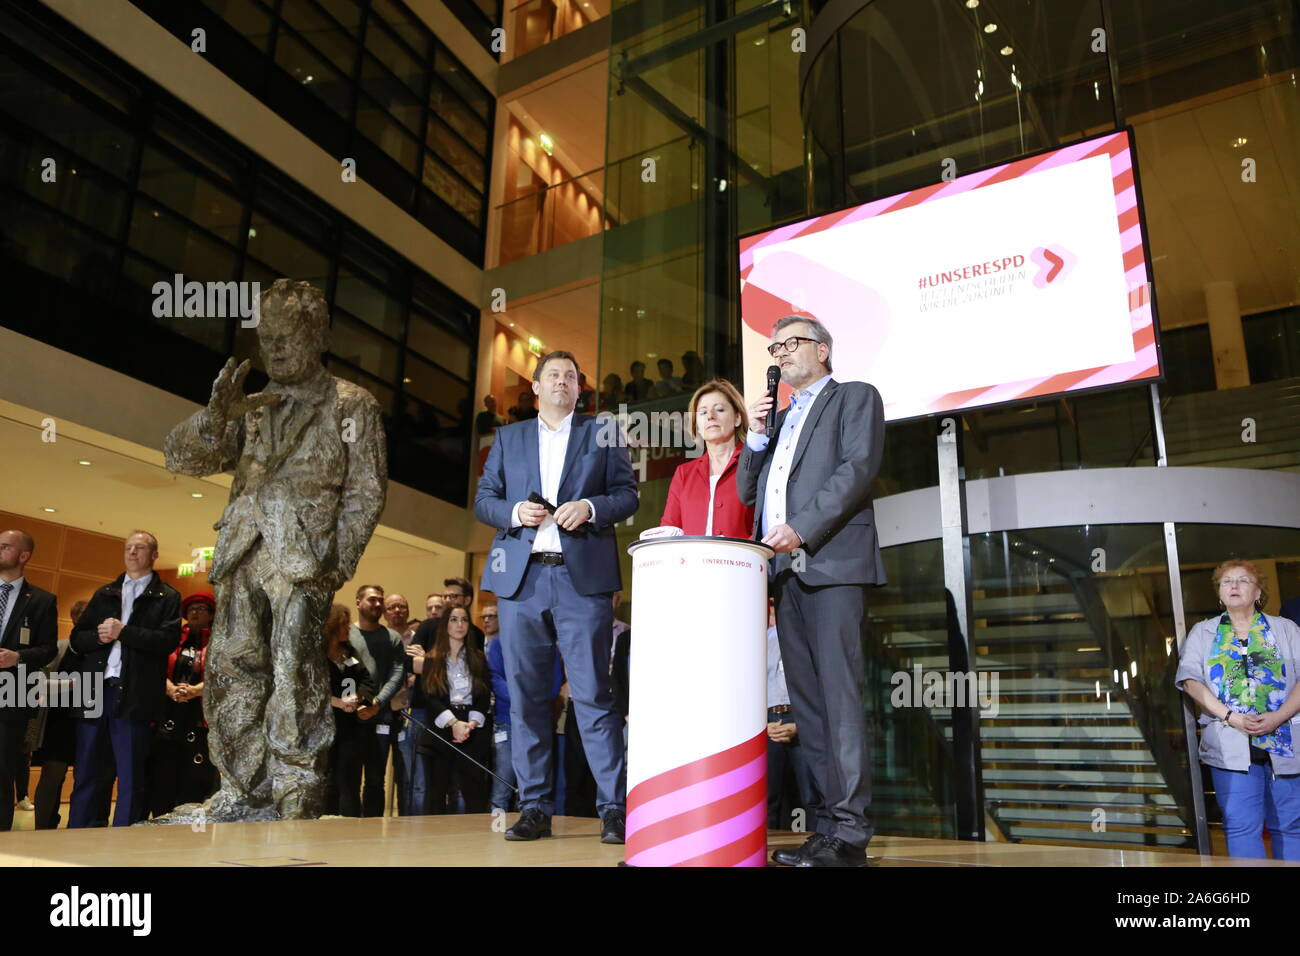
[475,350,639,843]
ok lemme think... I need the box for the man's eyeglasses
[766,336,819,357]
[1220,577,1257,587]
[482,613,498,619]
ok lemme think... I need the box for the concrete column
[1204,281,1250,390]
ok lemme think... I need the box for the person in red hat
[148,591,219,817]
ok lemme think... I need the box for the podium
[624,535,775,867]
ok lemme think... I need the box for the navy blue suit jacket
[474,414,638,599]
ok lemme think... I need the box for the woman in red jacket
[661,378,755,537]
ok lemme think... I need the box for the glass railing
[505,0,609,60]
[496,168,609,264]
[494,137,704,265]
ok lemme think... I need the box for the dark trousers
[773,572,873,847]
[767,706,817,830]
[324,724,366,817]
[497,560,625,816]
[420,712,489,814]
[69,683,153,828]
[0,722,26,830]
[33,760,69,830]
[361,725,394,817]
[562,700,598,818]
[148,732,218,818]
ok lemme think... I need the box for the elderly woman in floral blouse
[1176,559,1300,860]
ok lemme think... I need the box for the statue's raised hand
[206,358,281,429]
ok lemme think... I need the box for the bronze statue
[161,279,387,821]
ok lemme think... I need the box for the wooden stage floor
[0,816,1295,867]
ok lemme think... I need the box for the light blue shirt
[107,572,152,679]
[0,576,24,641]
[767,625,790,709]
[746,374,832,535]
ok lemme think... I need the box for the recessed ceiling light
[191,493,204,499]
[965,0,978,7]
[1000,45,1013,55]
[984,23,998,33]
[43,508,55,513]
[77,460,91,466]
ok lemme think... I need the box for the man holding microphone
[739,315,886,867]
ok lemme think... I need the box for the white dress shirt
[509,412,594,553]
[107,571,153,678]
[0,575,24,640]
[746,374,832,535]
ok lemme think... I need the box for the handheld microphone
[765,364,781,431]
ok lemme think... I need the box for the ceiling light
[191,493,204,498]
[1000,45,1013,55]
[753,37,765,46]
[1232,136,1248,148]
[984,23,997,33]
[538,133,555,156]
[43,508,55,513]
[965,0,978,7]
[77,460,91,466]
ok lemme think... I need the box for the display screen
[739,129,1160,421]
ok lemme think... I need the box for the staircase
[1146,377,1300,471]
[868,579,1196,850]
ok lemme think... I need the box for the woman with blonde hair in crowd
[1176,559,1300,859]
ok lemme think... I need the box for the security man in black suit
[0,530,58,830]
[68,530,181,827]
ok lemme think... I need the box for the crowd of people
[0,521,635,827]
[3,319,1298,866]
[473,353,711,448]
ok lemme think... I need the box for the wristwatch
[1219,710,1234,728]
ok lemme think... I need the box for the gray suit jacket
[736,378,887,586]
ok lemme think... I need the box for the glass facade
[128,0,495,265]
[0,1,476,505]
[583,0,1300,851]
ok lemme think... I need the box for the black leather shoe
[505,808,552,841]
[797,836,867,867]
[771,832,825,866]
[600,808,626,844]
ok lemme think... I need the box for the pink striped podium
[624,535,774,867]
